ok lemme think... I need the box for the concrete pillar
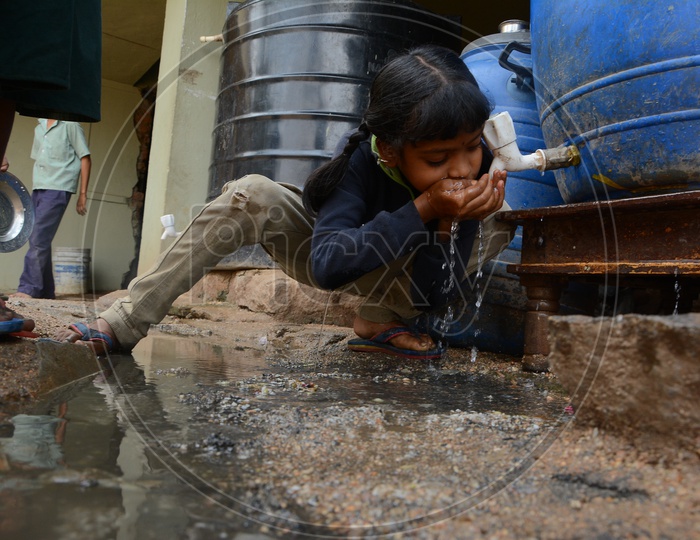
[138,0,227,272]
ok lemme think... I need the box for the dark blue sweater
[310,139,491,311]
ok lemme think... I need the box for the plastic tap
[483,112,580,176]
[160,214,181,240]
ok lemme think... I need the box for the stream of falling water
[435,220,460,346]
[437,220,486,360]
[673,268,681,315]
[469,221,486,362]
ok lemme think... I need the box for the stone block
[548,313,700,451]
[180,269,360,327]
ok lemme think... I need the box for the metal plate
[0,171,34,252]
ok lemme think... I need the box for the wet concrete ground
[0,296,698,539]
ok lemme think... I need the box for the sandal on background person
[0,299,38,338]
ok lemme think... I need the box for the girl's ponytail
[303,123,370,215]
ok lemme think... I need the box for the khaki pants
[101,175,514,349]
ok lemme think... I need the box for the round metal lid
[461,20,531,55]
[0,171,35,253]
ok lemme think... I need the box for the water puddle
[0,335,569,538]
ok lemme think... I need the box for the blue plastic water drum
[461,21,564,211]
[427,22,567,356]
[532,0,700,203]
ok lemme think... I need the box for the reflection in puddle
[0,335,568,538]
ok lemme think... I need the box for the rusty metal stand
[498,191,700,371]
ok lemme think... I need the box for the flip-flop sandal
[9,330,40,338]
[0,318,25,334]
[67,322,116,353]
[348,326,445,359]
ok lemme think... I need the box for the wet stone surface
[125,344,567,537]
[0,297,698,539]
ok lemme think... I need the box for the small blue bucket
[53,247,91,295]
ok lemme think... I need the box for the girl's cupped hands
[418,169,506,224]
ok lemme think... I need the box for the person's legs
[95,175,314,350]
[56,183,514,355]
[16,190,71,298]
[345,204,516,351]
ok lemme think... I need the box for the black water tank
[209,0,463,199]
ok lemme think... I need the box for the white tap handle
[485,111,579,175]
[483,111,517,151]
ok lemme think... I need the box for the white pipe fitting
[483,112,546,176]
[160,214,181,240]
[483,111,580,176]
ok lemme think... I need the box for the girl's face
[382,128,485,193]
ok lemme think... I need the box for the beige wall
[0,80,142,293]
[137,0,228,272]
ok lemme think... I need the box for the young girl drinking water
[54,45,514,359]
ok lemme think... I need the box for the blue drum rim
[565,108,700,147]
[538,55,700,123]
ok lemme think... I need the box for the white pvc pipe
[483,111,579,176]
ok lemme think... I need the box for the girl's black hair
[302,44,492,214]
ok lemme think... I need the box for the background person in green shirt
[13,119,91,299]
